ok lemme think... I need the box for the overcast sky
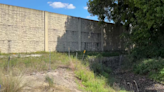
[0,0,98,20]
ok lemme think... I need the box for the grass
[69,51,125,60]
[0,52,70,73]
[74,55,127,92]
[0,71,26,92]
[75,69,114,92]
[0,51,128,92]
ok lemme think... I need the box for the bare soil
[22,68,81,92]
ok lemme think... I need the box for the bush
[131,45,164,59]
[90,61,111,77]
[133,58,164,82]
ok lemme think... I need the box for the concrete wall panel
[0,3,125,53]
[0,4,44,53]
[48,12,80,52]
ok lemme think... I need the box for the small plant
[45,76,54,87]
[18,54,21,58]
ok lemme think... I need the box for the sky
[0,0,98,21]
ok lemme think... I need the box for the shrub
[90,61,111,77]
[133,58,164,82]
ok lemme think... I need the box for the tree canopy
[87,0,164,58]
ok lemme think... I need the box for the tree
[87,0,164,58]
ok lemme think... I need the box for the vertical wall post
[78,18,82,51]
[44,11,49,52]
[101,27,104,51]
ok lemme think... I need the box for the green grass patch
[75,65,115,92]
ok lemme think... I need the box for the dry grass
[0,52,70,73]
[0,70,26,92]
[0,52,72,92]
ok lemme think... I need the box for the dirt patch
[112,69,164,92]
[22,68,81,92]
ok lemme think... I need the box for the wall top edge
[0,3,115,25]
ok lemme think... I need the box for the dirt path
[22,68,81,92]
[112,69,164,92]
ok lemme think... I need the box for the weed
[45,76,54,87]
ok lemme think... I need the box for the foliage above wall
[87,0,164,58]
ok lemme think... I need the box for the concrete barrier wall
[0,4,45,53]
[0,3,125,53]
